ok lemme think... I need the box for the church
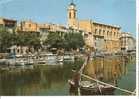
[67,1,121,53]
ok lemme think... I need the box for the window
[89,32,92,35]
[84,34,88,38]
[95,29,97,34]
[99,29,101,35]
[74,12,76,18]
[107,31,109,36]
[29,24,31,27]
[69,12,71,19]
[113,32,114,36]
[103,30,105,35]
[110,32,112,36]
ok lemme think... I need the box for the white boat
[57,56,64,62]
[46,53,57,61]
[15,59,27,66]
[37,57,47,65]
[64,53,75,61]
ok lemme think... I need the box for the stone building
[119,32,136,52]
[67,1,121,53]
[17,20,39,33]
[39,23,70,43]
[0,17,17,32]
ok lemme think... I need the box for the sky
[0,0,136,36]
[137,0,139,24]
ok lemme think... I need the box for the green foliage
[15,33,41,48]
[0,30,14,52]
[64,32,85,50]
[0,28,84,53]
[0,30,41,52]
[44,32,64,49]
[44,31,85,51]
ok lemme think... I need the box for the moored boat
[80,81,115,95]
[69,80,115,95]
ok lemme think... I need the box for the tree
[0,30,14,52]
[44,31,85,51]
[15,32,41,50]
[64,32,85,50]
[44,32,64,49]
[0,29,41,53]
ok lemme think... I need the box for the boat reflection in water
[0,59,84,96]
[69,56,135,95]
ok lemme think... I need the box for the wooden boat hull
[69,80,115,95]
[80,86,115,95]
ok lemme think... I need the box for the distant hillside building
[67,1,121,53]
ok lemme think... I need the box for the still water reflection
[0,55,136,96]
[83,56,136,95]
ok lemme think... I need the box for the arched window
[103,30,105,35]
[107,31,109,36]
[69,12,72,19]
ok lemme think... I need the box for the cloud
[0,0,15,5]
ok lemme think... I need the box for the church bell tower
[67,0,77,28]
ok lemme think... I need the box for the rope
[77,56,88,96]
[72,70,135,95]
[131,89,136,95]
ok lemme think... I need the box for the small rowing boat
[69,80,115,95]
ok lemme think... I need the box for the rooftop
[0,17,17,22]
[93,21,121,29]
[69,0,76,6]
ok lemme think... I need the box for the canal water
[82,55,136,95]
[0,55,136,96]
